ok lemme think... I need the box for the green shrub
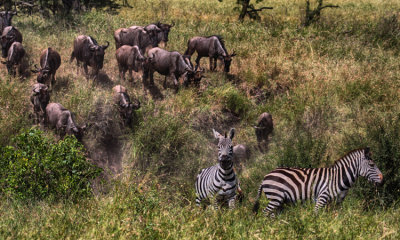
[343,112,400,207]
[0,128,102,201]
[277,124,328,168]
[223,87,251,117]
[132,112,204,179]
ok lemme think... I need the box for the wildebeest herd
[1,11,384,218]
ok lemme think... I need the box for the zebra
[195,128,241,209]
[253,147,383,217]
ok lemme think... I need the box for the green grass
[1,0,400,238]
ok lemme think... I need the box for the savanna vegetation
[1,0,400,239]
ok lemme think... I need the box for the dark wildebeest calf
[70,35,109,79]
[30,83,50,125]
[31,48,61,89]
[254,112,273,150]
[46,102,86,141]
[112,85,140,125]
[1,41,25,76]
[144,47,200,91]
[115,45,145,82]
[184,35,236,73]
[1,26,22,58]
[0,11,16,34]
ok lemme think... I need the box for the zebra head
[213,128,235,169]
[359,147,383,185]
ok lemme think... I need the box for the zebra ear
[229,128,235,140]
[212,129,223,139]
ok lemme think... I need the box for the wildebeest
[233,144,250,165]
[46,102,86,140]
[1,26,22,58]
[70,35,109,79]
[114,26,159,54]
[31,48,61,88]
[115,45,145,82]
[1,41,25,76]
[114,22,173,53]
[254,112,274,144]
[144,47,195,91]
[112,85,140,125]
[0,11,16,33]
[183,55,205,87]
[30,83,50,125]
[184,35,236,73]
[154,22,174,44]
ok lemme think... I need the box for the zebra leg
[263,199,282,218]
[228,197,235,209]
[314,193,331,213]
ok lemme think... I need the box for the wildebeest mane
[207,35,227,54]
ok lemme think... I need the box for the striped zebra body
[253,148,383,217]
[195,128,238,209]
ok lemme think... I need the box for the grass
[1,0,400,239]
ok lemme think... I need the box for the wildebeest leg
[83,63,89,75]
[171,72,179,92]
[51,73,56,89]
[76,60,80,74]
[149,70,155,86]
[128,67,134,82]
[195,55,202,70]
[213,57,218,71]
[163,76,168,89]
[119,65,125,81]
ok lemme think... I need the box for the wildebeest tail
[184,39,191,56]
[252,183,263,213]
[70,51,75,63]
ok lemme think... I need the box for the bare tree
[303,0,339,26]
[218,0,273,21]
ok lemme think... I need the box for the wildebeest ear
[213,129,223,139]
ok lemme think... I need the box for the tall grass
[0,0,400,238]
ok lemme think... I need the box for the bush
[0,128,102,201]
[343,113,400,207]
[277,123,328,168]
[132,112,205,179]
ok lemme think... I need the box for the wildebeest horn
[171,21,175,27]
[102,41,109,50]
[231,50,237,57]
[89,45,96,51]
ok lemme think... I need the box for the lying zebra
[195,128,242,209]
[253,147,383,217]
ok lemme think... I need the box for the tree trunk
[239,0,250,21]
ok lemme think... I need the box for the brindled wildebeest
[1,26,22,58]
[115,45,145,82]
[31,47,61,89]
[184,35,236,73]
[112,85,141,125]
[70,35,109,79]
[1,41,25,76]
[144,47,204,92]
[30,83,50,125]
[46,102,86,141]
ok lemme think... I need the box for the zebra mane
[333,148,366,166]
[207,35,228,54]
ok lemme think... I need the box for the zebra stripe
[253,148,383,217]
[195,128,238,209]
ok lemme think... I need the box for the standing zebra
[253,148,383,217]
[195,128,240,209]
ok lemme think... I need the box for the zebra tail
[252,184,263,214]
